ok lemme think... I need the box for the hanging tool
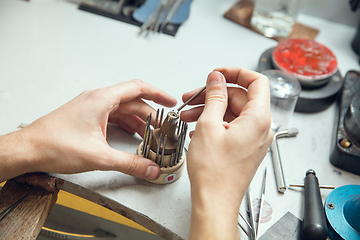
[270,128,298,193]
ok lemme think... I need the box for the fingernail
[145,165,160,180]
[208,71,224,87]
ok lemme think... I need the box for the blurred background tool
[270,128,298,193]
[78,0,192,36]
[325,184,360,240]
[135,0,190,35]
[330,71,360,176]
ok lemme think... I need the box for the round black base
[258,47,344,113]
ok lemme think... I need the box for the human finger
[181,87,248,123]
[110,98,156,122]
[181,87,206,106]
[180,106,204,122]
[215,67,270,119]
[104,149,161,180]
[214,67,265,89]
[198,71,228,125]
[104,80,177,111]
[108,117,144,136]
[182,86,247,108]
[227,87,248,116]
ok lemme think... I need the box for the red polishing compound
[272,38,338,82]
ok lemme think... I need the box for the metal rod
[256,168,267,240]
[289,184,335,189]
[177,126,186,163]
[174,129,183,164]
[146,129,153,159]
[142,116,151,154]
[246,189,256,240]
[238,221,249,237]
[159,108,164,128]
[177,119,182,136]
[159,135,167,167]
[178,123,187,161]
[238,212,252,231]
[143,126,149,155]
[160,0,185,32]
[169,152,175,167]
[155,133,163,164]
[177,86,206,112]
[154,109,159,129]
[175,132,183,163]
[270,128,298,193]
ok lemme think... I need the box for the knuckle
[197,117,217,130]
[82,88,104,100]
[130,79,144,92]
[125,155,139,175]
[205,92,227,105]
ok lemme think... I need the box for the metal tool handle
[302,170,328,240]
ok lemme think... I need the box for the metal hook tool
[177,86,206,112]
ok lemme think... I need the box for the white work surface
[1,0,360,239]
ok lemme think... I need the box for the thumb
[106,148,161,180]
[199,71,228,124]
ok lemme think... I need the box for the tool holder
[136,109,187,184]
[78,0,182,36]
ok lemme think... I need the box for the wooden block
[224,0,319,42]
[0,178,58,239]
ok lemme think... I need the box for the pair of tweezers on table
[238,168,267,240]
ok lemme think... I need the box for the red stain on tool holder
[272,38,338,81]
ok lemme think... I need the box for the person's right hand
[182,67,273,240]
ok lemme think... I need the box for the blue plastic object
[325,185,360,240]
[133,0,192,24]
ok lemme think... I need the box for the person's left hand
[7,80,176,182]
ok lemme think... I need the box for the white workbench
[1,0,360,239]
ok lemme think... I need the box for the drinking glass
[251,0,301,38]
[262,70,301,131]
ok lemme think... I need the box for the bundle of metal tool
[137,108,188,184]
[139,0,185,35]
